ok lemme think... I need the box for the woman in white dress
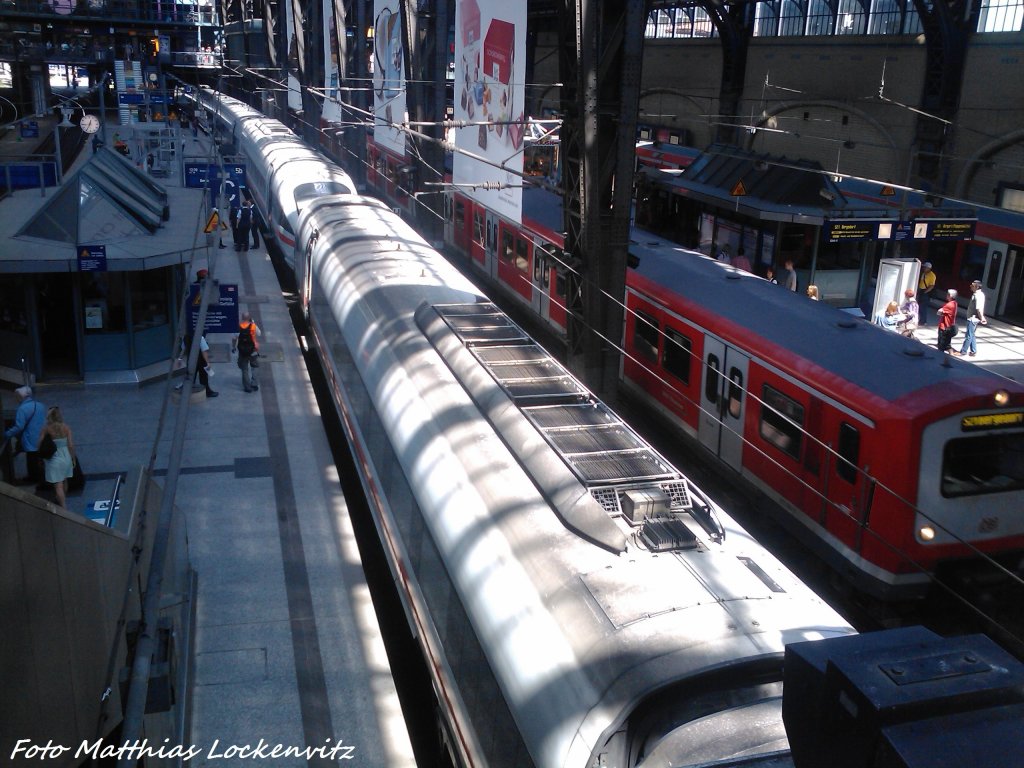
[37,406,76,509]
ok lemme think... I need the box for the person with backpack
[233,311,262,392]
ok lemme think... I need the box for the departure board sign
[826,220,884,243]
[826,218,976,243]
[961,412,1024,431]
[915,219,977,241]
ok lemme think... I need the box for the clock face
[80,114,100,134]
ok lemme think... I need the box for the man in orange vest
[232,311,262,392]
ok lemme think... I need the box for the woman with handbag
[36,406,76,509]
[937,288,959,354]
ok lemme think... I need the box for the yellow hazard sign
[731,179,747,197]
[203,211,219,233]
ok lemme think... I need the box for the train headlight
[918,525,936,542]
[994,389,1010,407]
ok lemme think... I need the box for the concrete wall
[0,469,194,767]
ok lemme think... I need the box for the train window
[633,310,660,361]
[294,181,354,205]
[502,230,515,263]
[705,354,721,404]
[473,210,485,246]
[727,368,743,419]
[533,247,543,282]
[515,237,530,272]
[837,423,860,484]
[663,329,692,384]
[455,200,465,230]
[941,433,1024,497]
[760,385,804,460]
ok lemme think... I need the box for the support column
[560,0,646,398]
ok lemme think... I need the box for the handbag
[67,458,85,494]
[951,325,959,337]
[37,432,57,459]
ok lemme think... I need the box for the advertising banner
[373,0,407,156]
[453,0,527,223]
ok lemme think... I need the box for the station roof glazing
[16,147,168,245]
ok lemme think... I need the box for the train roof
[299,195,854,767]
[627,236,1023,409]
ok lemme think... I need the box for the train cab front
[914,388,1024,592]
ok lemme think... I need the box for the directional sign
[77,244,107,272]
[187,282,240,334]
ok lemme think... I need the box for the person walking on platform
[899,288,919,339]
[248,199,261,250]
[959,280,988,357]
[178,333,219,397]
[937,289,958,354]
[233,312,262,392]
[4,386,47,485]
[36,406,76,509]
[233,201,251,252]
[918,262,936,325]
[780,259,798,291]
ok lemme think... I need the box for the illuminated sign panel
[961,412,1024,431]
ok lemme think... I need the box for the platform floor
[2,236,417,767]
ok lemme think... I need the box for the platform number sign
[183,162,247,208]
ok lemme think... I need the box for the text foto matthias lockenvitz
[10,737,356,761]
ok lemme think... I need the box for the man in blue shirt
[4,386,47,484]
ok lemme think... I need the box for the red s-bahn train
[360,132,1024,599]
[620,233,1024,599]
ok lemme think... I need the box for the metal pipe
[116,265,219,766]
[104,474,123,528]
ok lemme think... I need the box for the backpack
[237,323,256,356]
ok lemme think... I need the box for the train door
[532,238,551,319]
[698,337,749,470]
[453,196,470,252]
[443,190,454,245]
[485,211,499,279]
[821,417,868,550]
[994,245,1024,320]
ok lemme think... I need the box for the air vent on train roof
[640,518,699,552]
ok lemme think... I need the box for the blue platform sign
[77,244,107,272]
[118,91,170,105]
[187,282,239,334]
[20,120,39,139]
[183,162,246,207]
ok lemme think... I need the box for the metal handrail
[103,473,123,527]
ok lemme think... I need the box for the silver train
[196,87,855,768]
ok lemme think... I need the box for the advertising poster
[453,0,527,223]
[372,0,407,156]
